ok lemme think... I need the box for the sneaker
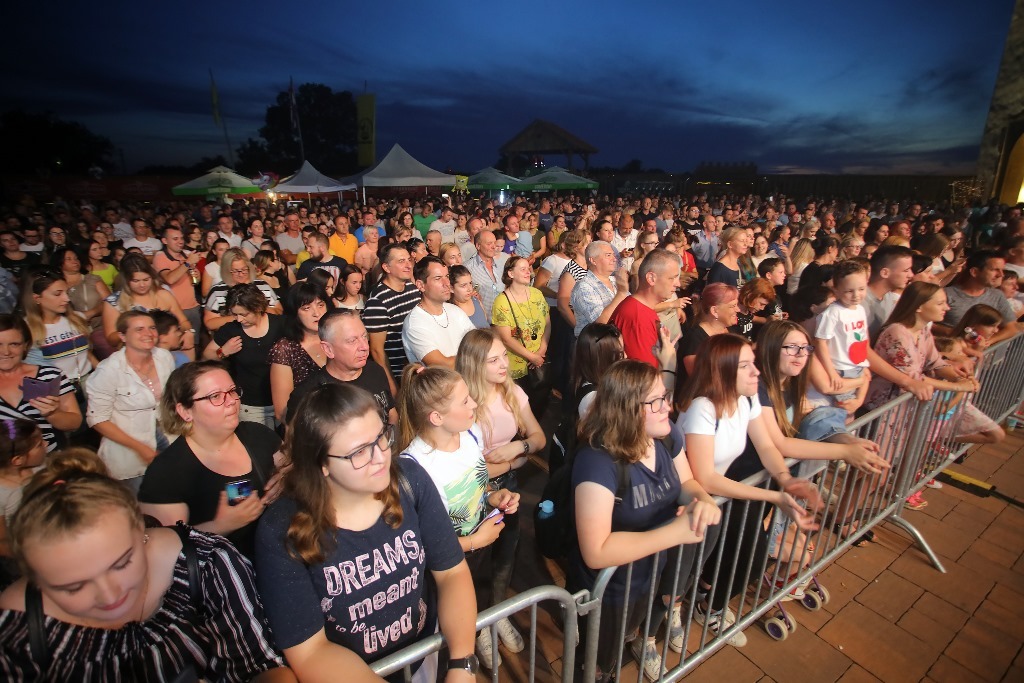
[495,617,525,653]
[904,492,928,511]
[476,629,502,670]
[772,576,807,601]
[630,638,664,681]
[693,603,747,647]
[925,479,943,489]
[668,604,685,653]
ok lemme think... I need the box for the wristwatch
[447,654,479,675]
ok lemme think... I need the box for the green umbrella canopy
[467,167,522,190]
[172,165,261,196]
[510,166,597,191]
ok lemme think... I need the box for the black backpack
[534,430,678,561]
[549,383,596,474]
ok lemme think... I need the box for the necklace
[128,355,161,398]
[136,536,151,623]
[419,303,450,328]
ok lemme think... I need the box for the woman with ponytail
[396,363,520,671]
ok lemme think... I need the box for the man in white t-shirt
[19,227,45,253]
[429,206,457,243]
[215,214,242,249]
[402,256,475,368]
[123,219,162,258]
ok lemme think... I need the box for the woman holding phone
[138,361,283,559]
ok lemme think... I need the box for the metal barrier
[369,584,580,682]
[369,333,1024,682]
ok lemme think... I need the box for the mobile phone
[22,376,61,402]
[225,479,254,506]
[471,507,504,534]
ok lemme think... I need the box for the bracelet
[663,369,676,375]
[469,538,475,552]
[507,461,512,474]
[522,440,530,455]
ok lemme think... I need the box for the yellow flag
[357,94,376,167]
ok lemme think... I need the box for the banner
[357,93,376,168]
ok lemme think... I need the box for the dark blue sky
[2,0,1015,175]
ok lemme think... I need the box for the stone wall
[977,0,1024,200]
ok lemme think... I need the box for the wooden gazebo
[500,119,598,172]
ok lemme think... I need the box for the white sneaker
[630,638,664,681]
[495,617,525,653]
[694,603,747,647]
[476,629,502,669]
[668,604,685,653]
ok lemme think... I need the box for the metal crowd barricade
[369,335,1024,682]
[369,584,580,682]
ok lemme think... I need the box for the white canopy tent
[342,144,455,201]
[273,160,355,193]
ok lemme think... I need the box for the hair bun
[44,447,109,480]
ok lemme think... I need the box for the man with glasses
[286,310,397,423]
[363,244,421,393]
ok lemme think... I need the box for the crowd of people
[0,190,1020,681]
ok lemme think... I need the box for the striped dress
[0,529,286,682]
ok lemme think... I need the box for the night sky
[2,0,1016,176]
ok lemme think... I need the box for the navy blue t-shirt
[569,424,683,603]
[255,458,463,675]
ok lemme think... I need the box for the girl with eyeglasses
[395,364,519,672]
[255,383,477,683]
[139,361,283,560]
[571,360,718,681]
[674,334,820,648]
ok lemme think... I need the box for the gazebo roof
[500,119,598,156]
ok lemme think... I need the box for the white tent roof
[343,144,455,187]
[273,161,355,193]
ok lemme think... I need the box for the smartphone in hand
[225,479,254,506]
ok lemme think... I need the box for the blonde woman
[203,248,283,332]
[786,238,815,295]
[455,329,546,655]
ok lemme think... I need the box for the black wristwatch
[447,654,479,675]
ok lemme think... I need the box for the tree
[235,83,358,177]
[0,109,114,175]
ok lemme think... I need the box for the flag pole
[289,77,306,163]
[209,69,235,167]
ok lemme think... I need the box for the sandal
[833,522,873,547]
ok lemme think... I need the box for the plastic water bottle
[538,500,554,519]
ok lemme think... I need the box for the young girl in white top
[396,363,520,672]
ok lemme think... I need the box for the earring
[143,533,149,545]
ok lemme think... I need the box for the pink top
[865,323,950,410]
[481,384,529,456]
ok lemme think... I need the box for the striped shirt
[362,280,421,379]
[0,365,74,452]
[0,528,286,681]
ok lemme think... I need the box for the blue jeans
[239,404,277,430]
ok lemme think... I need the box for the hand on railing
[780,477,824,513]
[680,494,721,539]
[841,440,890,475]
[904,376,934,401]
[776,490,819,531]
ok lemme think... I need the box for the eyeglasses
[327,423,395,469]
[781,344,815,357]
[643,391,672,413]
[192,386,243,406]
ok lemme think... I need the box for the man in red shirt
[610,249,682,367]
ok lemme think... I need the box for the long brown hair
[675,333,748,419]
[756,321,810,437]
[456,328,524,444]
[881,281,942,331]
[283,383,403,565]
[578,360,660,464]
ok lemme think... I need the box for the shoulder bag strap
[172,524,201,605]
[503,292,523,338]
[25,582,48,668]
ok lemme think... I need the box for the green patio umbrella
[467,167,522,190]
[172,165,261,196]
[511,166,597,191]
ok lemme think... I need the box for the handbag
[503,292,549,389]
